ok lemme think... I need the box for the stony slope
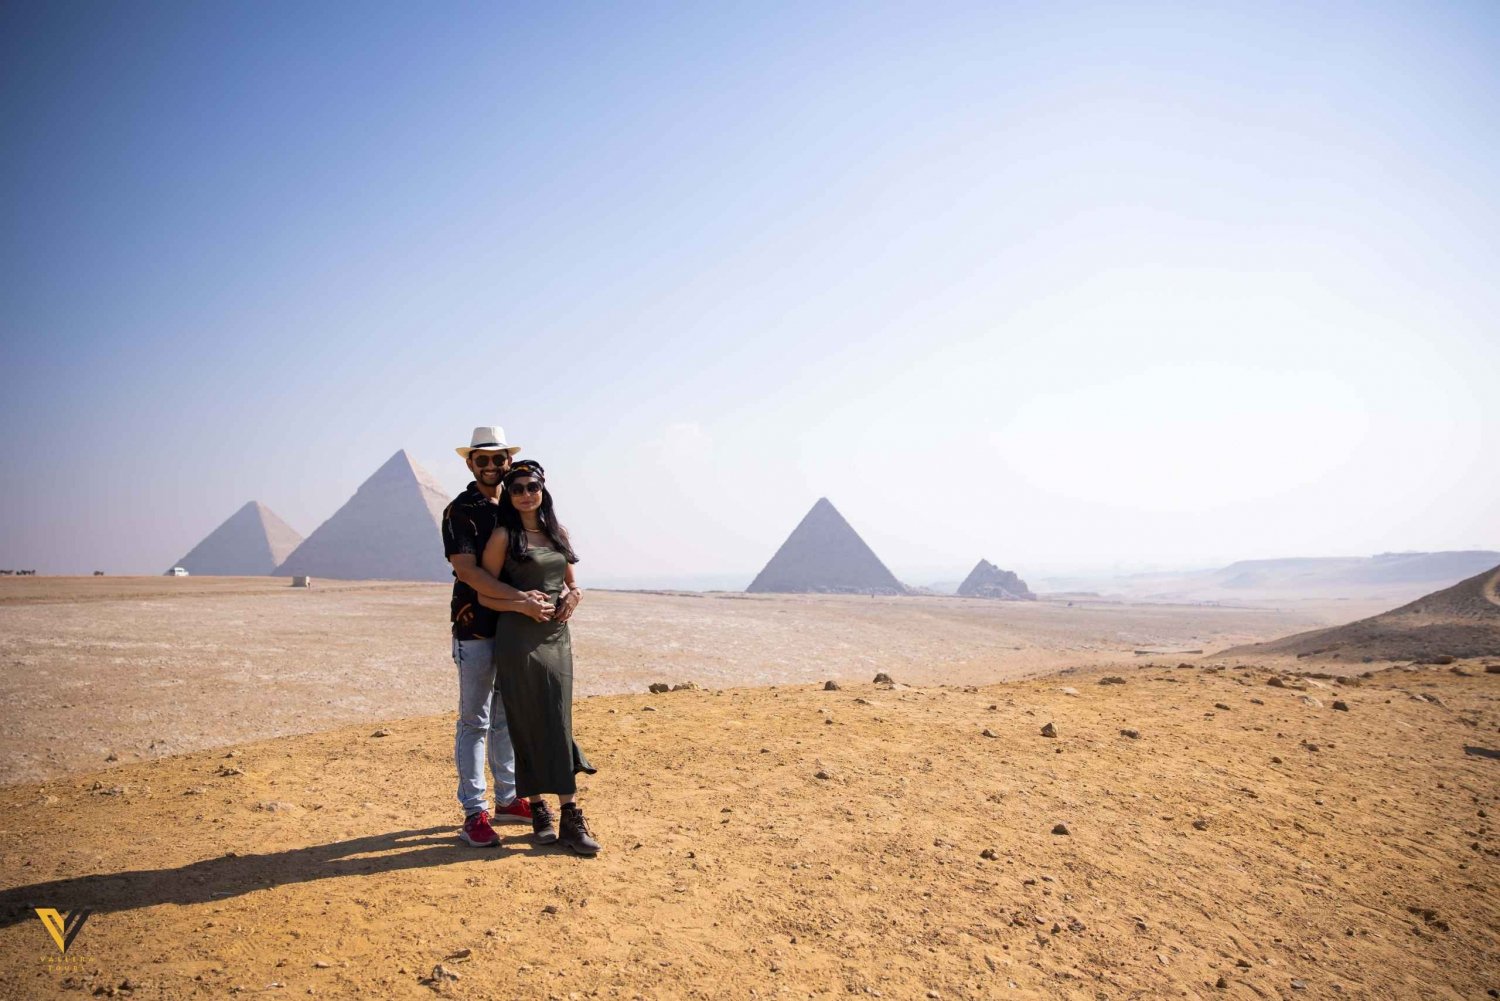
[1,664,1495,1000]
[1220,563,1500,662]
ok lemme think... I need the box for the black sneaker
[558,805,601,856]
[530,800,558,844]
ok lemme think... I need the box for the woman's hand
[518,590,555,623]
[555,586,583,623]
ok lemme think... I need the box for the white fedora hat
[456,426,522,459]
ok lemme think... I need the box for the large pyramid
[273,450,453,582]
[170,501,303,576]
[747,498,907,595]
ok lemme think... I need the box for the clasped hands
[517,586,583,623]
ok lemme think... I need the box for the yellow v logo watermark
[35,908,91,954]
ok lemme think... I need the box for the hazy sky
[2,1,1497,586]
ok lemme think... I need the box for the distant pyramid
[747,498,906,595]
[274,450,453,581]
[171,501,303,576]
[957,559,1036,600]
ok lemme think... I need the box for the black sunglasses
[507,481,542,496]
[471,453,509,468]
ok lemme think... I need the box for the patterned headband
[503,460,545,482]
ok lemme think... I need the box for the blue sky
[2,1,1497,584]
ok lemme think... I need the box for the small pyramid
[273,450,453,581]
[171,501,303,576]
[747,498,906,595]
[957,559,1036,600]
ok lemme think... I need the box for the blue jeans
[453,637,517,816]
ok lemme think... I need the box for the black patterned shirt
[442,482,502,640]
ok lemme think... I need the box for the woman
[478,460,600,855]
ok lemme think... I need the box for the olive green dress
[492,546,595,798]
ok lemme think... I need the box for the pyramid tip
[237,500,278,520]
[373,448,418,471]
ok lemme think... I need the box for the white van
[167,567,190,577]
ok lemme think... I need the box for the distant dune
[1210,551,1500,589]
[1219,562,1500,662]
[1038,550,1500,605]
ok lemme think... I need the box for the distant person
[443,427,555,848]
[479,460,600,855]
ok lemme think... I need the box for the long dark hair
[498,460,578,565]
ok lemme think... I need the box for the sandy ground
[0,577,1386,785]
[1,660,1496,1000]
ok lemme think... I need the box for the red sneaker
[494,798,533,824]
[460,810,500,846]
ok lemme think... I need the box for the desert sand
[1,661,1497,999]
[2,578,1496,1000]
[0,577,1386,784]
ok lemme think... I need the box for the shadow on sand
[0,826,546,928]
[1462,745,1500,761]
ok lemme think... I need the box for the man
[442,426,555,846]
